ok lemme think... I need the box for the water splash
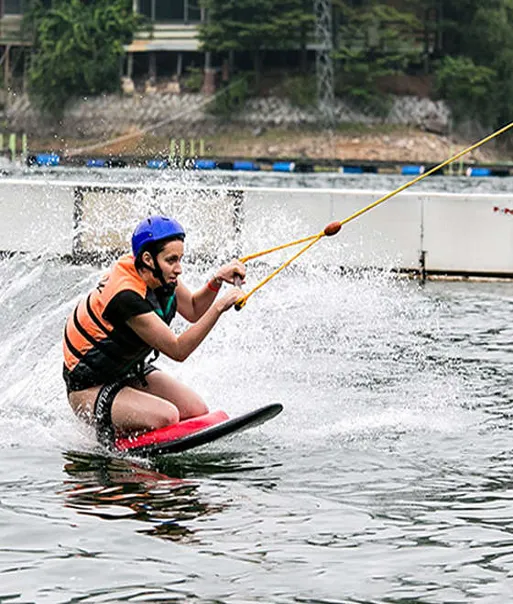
[0,186,471,454]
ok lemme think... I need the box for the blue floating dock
[193,159,217,170]
[233,160,259,171]
[340,166,364,174]
[272,161,295,172]
[147,159,169,169]
[86,158,106,168]
[401,165,425,176]
[35,153,60,167]
[466,167,491,177]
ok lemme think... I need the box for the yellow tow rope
[234,121,513,310]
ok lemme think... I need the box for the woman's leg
[110,386,180,431]
[68,386,101,424]
[68,384,180,433]
[137,371,209,420]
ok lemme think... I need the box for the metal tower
[314,0,335,126]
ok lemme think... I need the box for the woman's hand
[215,288,245,313]
[213,259,246,286]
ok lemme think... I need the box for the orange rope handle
[238,221,342,263]
[235,235,323,310]
[239,234,319,263]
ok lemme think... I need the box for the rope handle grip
[233,275,245,311]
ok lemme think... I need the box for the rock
[423,116,448,135]
[165,81,181,94]
[144,80,157,95]
[121,77,135,96]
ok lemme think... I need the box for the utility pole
[314,0,335,126]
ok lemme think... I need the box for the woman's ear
[141,250,154,268]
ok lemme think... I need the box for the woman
[63,215,246,445]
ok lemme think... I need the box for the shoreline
[20,125,513,176]
[26,124,511,165]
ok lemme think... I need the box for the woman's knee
[176,391,208,420]
[189,396,208,417]
[144,371,208,417]
[150,404,180,429]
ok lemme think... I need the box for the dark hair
[134,234,185,270]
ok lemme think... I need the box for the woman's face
[141,239,184,288]
[155,239,184,286]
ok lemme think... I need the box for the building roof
[126,23,200,53]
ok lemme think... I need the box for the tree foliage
[199,0,314,52]
[436,0,513,128]
[209,74,252,117]
[333,0,422,102]
[27,0,140,115]
[198,0,314,86]
[20,0,513,129]
[435,56,497,125]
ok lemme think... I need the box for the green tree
[198,0,314,90]
[467,1,513,126]
[333,0,422,104]
[27,0,139,115]
[435,55,497,125]
[436,0,513,128]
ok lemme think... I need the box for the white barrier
[242,187,513,276]
[0,179,75,256]
[422,194,513,274]
[1,178,513,277]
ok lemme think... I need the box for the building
[125,0,214,92]
[0,0,213,95]
[0,0,32,92]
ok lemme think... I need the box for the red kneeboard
[114,403,283,457]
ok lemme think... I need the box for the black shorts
[66,363,159,447]
[63,361,158,393]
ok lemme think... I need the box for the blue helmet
[131,215,185,257]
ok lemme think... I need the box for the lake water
[2,168,513,603]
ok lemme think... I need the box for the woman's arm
[177,259,246,323]
[127,288,243,362]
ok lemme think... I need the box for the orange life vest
[63,255,177,390]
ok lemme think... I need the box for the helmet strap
[138,250,174,294]
[150,252,174,294]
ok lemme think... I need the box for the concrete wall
[1,178,513,277]
[6,93,450,139]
